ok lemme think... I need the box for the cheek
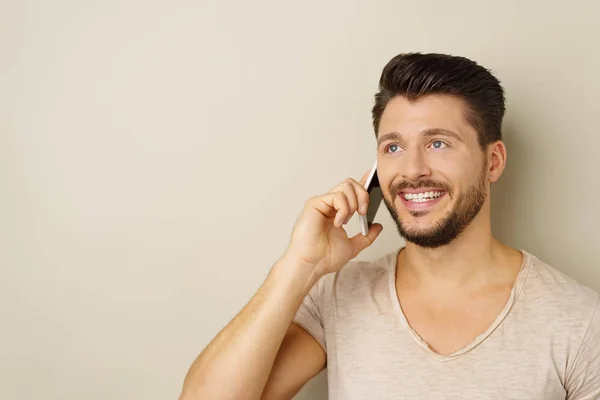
[444,164,485,196]
[430,151,476,180]
[375,175,397,205]
[379,178,395,200]
[375,160,396,196]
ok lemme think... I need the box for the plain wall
[2,0,599,399]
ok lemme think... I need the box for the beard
[384,164,488,248]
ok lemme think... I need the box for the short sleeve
[566,296,600,399]
[293,274,330,352]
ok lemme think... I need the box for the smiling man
[179,53,600,400]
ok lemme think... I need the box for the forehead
[377,94,477,143]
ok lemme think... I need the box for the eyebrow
[377,128,464,147]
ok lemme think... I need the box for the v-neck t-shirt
[293,249,600,399]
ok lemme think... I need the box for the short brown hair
[372,53,505,149]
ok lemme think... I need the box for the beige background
[2,0,599,399]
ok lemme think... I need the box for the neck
[397,205,517,288]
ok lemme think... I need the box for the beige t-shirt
[294,249,600,399]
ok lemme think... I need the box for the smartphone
[359,161,383,236]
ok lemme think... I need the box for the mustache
[390,179,453,195]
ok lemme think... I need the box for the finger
[310,192,350,227]
[335,177,369,216]
[330,192,351,227]
[349,223,383,256]
[331,181,358,225]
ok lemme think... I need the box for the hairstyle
[372,53,505,149]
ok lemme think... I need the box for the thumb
[349,223,383,257]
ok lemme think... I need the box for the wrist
[270,255,321,298]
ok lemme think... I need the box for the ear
[487,140,506,183]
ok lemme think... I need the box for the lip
[399,188,446,194]
[398,189,447,212]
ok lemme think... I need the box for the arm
[260,323,327,400]
[178,258,322,400]
[178,176,382,400]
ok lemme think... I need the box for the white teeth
[403,191,444,202]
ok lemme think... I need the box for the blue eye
[431,140,447,149]
[387,144,401,153]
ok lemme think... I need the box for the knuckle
[307,195,322,207]
[342,181,355,195]
[333,192,345,205]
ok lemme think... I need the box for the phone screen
[365,170,383,227]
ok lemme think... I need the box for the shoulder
[522,252,599,326]
[315,250,398,301]
[525,252,599,305]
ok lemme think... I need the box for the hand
[282,172,383,278]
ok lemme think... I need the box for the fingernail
[360,204,367,214]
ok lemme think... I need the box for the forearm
[179,257,318,400]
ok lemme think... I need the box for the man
[179,53,600,399]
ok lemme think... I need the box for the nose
[400,149,432,181]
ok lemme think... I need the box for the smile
[398,190,447,211]
[402,191,445,202]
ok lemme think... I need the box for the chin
[400,220,442,237]
[385,198,462,248]
[398,203,450,223]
